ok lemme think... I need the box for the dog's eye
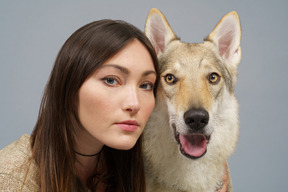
[164,74,177,85]
[208,73,221,84]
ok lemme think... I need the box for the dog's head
[145,8,241,160]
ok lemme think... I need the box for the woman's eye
[140,82,154,91]
[208,72,221,84]
[164,74,177,85]
[102,76,120,86]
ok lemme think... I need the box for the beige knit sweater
[0,135,232,192]
[0,134,40,192]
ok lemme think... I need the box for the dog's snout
[184,109,209,130]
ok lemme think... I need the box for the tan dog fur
[143,8,241,192]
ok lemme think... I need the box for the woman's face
[77,39,157,152]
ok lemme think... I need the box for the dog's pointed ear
[145,8,177,56]
[206,11,241,67]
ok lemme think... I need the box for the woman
[0,19,159,192]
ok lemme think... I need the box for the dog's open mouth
[174,128,210,159]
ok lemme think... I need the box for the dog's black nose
[184,108,209,130]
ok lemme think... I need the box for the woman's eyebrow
[143,70,157,77]
[102,64,129,74]
[102,64,156,77]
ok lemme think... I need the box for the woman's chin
[108,138,138,150]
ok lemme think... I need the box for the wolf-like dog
[143,8,241,192]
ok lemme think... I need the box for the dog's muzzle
[173,108,210,159]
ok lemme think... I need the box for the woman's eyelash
[101,76,154,91]
[140,82,154,91]
[101,76,120,86]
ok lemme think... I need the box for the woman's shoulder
[0,134,40,191]
[0,134,31,169]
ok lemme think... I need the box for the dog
[143,8,241,192]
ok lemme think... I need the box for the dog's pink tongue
[179,134,207,157]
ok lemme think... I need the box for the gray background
[1,1,287,191]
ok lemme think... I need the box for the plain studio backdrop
[1,1,287,191]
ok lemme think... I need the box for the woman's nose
[122,87,140,114]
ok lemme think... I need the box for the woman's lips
[116,120,139,132]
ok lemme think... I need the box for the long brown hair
[31,19,159,192]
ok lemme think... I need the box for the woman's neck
[75,153,107,191]
[75,155,98,185]
[74,129,105,186]
[74,128,104,156]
